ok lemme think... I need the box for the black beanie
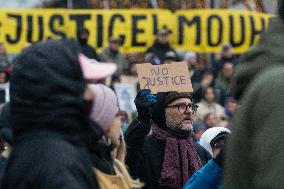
[151,91,192,129]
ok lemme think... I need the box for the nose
[184,105,192,114]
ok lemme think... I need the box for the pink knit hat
[88,84,119,132]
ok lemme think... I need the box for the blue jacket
[183,160,223,189]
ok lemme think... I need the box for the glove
[134,89,157,125]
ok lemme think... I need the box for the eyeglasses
[166,103,199,114]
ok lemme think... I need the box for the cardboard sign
[136,62,193,94]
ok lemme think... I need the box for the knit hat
[89,84,119,132]
[151,91,192,129]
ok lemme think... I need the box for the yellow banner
[0,9,272,54]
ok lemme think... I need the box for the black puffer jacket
[1,40,99,189]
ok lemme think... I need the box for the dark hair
[202,86,215,100]
[280,0,284,20]
[202,70,213,78]
[0,71,9,83]
[227,97,238,104]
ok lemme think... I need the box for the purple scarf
[149,126,203,189]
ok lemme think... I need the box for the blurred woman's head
[88,84,121,146]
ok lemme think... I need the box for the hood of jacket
[231,17,284,100]
[199,127,231,156]
[10,39,91,145]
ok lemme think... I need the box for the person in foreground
[1,40,100,189]
[224,1,284,188]
[125,90,211,189]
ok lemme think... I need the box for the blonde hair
[115,136,126,162]
[114,137,144,189]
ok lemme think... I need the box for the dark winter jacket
[1,40,99,189]
[0,156,6,186]
[0,102,11,184]
[146,41,176,62]
[0,103,12,144]
[224,17,284,188]
[77,30,100,61]
[125,119,212,189]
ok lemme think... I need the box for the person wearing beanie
[88,84,144,189]
[125,90,211,189]
[89,84,119,132]
[223,1,284,188]
[77,28,100,61]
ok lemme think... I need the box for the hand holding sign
[136,62,193,94]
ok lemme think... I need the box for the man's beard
[165,114,193,131]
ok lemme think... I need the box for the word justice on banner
[0,9,271,54]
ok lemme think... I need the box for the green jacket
[224,17,284,188]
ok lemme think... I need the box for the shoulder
[6,138,97,188]
[196,102,204,107]
[215,103,225,110]
[251,65,284,89]
[143,136,165,155]
[242,65,284,107]
[17,137,91,171]
[99,48,109,55]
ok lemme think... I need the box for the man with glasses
[125,90,211,189]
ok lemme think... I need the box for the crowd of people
[0,22,238,189]
[0,1,283,188]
